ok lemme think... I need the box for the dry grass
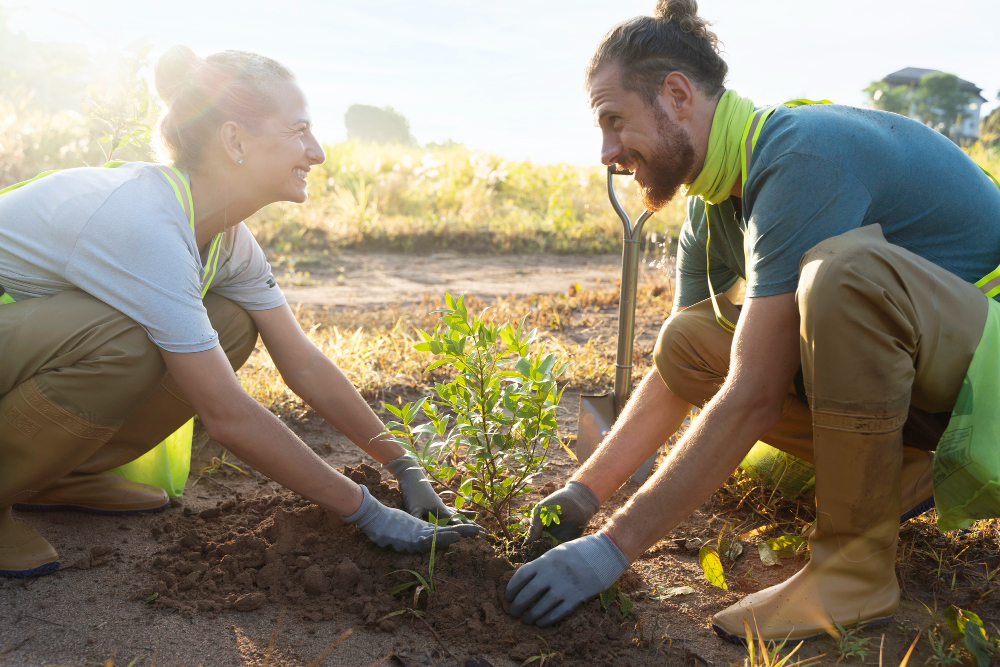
[238,277,675,419]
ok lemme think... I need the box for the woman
[0,46,476,578]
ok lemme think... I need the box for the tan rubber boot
[0,507,59,578]
[0,379,119,577]
[14,472,167,514]
[711,423,903,642]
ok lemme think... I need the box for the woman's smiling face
[242,80,325,205]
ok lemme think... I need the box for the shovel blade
[577,393,615,463]
[577,393,661,483]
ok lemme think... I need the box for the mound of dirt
[135,464,646,664]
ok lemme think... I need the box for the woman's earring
[237,158,244,164]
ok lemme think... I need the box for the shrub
[383,293,565,542]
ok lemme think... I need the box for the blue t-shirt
[675,104,1000,307]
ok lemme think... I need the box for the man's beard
[631,106,698,212]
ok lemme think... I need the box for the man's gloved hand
[342,485,479,554]
[505,531,630,627]
[527,480,600,543]
[384,452,478,528]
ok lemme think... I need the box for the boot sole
[712,614,893,645]
[900,496,935,523]
[0,560,60,578]
[12,501,169,516]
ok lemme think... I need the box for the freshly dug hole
[135,464,647,663]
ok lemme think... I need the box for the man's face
[590,65,698,211]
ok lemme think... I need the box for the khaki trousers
[0,290,258,508]
[654,225,987,461]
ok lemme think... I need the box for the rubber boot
[14,472,167,514]
[711,424,903,642]
[12,379,186,514]
[0,507,59,578]
[0,379,119,577]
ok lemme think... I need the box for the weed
[829,621,871,663]
[522,636,562,666]
[385,522,440,610]
[196,451,249,477]
[598,581,634,620]
[926,626,965,666]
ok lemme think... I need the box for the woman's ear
[219,121,245,165]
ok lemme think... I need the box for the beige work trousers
[0,290,258,508]
[654,224,987,458]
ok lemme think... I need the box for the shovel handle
[607,166,653,240]
[606,165,654,415]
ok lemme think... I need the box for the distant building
[881,67,987,143]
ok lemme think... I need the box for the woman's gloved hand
[383,452,478,528]
[527,480,600,543]
[505,531,630,626]
[341,485,479,554]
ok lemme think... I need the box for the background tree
[865,71,974,140]
[344,104,414,145]
[914,71,970,135]
[981,91,1000,147]
[865,81,910,115]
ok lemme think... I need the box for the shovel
[576,165,658,483]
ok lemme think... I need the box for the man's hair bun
[154,45,202,106]
[654,0,718,49]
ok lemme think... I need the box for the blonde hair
[586,0,727,103]
[154,45,295,169]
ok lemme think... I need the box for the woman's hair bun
[654,0,716,47]
[154,45,202,106]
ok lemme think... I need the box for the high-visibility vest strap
[0,161,224,302]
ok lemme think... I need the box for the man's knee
[653,306,727,404]
[204,293,258,371]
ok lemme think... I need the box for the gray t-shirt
[0,162,286,352]
[675,104,1000,307]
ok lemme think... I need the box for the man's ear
[658,72,695,121]
[219,121,245,165]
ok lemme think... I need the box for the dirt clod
[232,592,266,611]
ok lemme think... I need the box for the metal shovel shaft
[608,166,653,414]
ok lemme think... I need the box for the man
[504,1,1000,641]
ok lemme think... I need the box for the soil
[276,251,626,309]
[3,253,1000,666]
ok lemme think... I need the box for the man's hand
[527,481,600,543]
[383,453,478,528]
[505,532,629,627]
[342,485,480,554]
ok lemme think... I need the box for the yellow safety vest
[0,162,224,303]
[707,99,1000,333]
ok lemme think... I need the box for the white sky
[5,0,999,165]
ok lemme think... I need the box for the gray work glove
[384,452,478,529]
[342,485,479,554]
[527,480,600,543]
[505,531,630,627]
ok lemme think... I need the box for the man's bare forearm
[574,368,691,502]
[603,380,783,561]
